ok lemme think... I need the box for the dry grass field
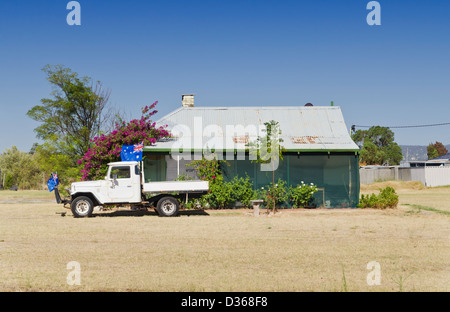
[0,182,449,292]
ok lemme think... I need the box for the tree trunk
[272,161,275,213]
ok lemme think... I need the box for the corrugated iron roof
[145,106,359,152]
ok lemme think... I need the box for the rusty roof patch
[232,135,249,144]
[291,136,321,144]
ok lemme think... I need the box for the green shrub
[175,173,193,181]
[358,193,379,208]
[200,175,255,209]
[358,186,399,209]
[261,179,289,209]
[186,156,226,183]
[182,157,234,209]
[228,175,254,207]
[180,198,203,210]
[377,186,399,208]
[289,182,318,208]
[199,175,232,209]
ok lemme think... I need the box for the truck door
[107,165,141,203]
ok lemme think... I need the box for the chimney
[182,94,195,108]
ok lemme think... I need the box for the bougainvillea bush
[78,101,171,180]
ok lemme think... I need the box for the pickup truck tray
[143,180,209,193]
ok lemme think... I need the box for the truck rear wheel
[71,196,94,218]
[156,196,179,217]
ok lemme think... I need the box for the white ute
[59,161,209,218]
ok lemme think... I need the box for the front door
[107,165,140,203]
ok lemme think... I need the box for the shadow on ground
[90,209,210,218]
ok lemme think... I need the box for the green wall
[142,151,360,208]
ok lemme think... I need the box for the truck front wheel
[71,196,94,218]
[156,197,180,217]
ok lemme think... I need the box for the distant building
[408,154,450,167]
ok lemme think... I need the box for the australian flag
[121,142,144,161]
[47,172,59,192]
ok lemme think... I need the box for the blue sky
[0,0,449,153]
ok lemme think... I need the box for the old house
[143,95,360,208]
